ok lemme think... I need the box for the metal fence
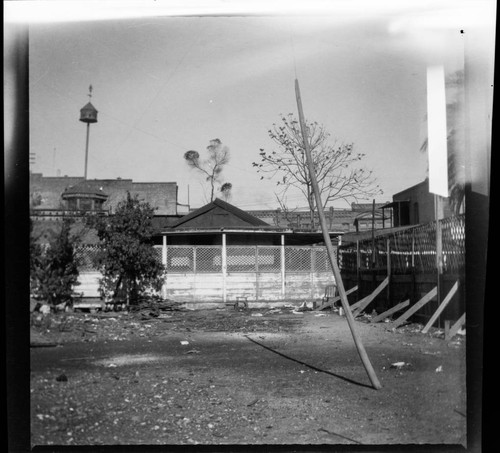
[338,214,465,274]
[73,243,337,302]
[74,244,335,275]
[337,215,465,323]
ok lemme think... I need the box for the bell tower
[79,85,98,179]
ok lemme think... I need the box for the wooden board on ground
[370,299,410,323]
[445,313,465,340]
[421,281,459,334]
[315,286,358,311]
[390,287,438,329]
[351,277,389,317]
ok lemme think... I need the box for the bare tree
[184,138,232,203]
[254,114,382,228]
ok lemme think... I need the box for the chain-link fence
[337,215,465,323]
[76,244,335,275]
[338,215,465,274]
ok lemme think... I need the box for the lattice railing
[314,247,335,272]
[227,246,256,272]
[338,215,465,274]
[166,246,194,273]
[285,247,312,272]
[74,245,102,271]
[195,246,222,273]
[257,246,282,273]
[76,243,336,276]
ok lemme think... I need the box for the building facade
[382,179,453,227]
[247,202,392,233]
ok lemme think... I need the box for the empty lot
[30,307,466,446]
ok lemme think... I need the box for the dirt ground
[30,305,466,447]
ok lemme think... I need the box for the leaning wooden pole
[295,79,382,389]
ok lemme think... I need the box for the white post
[162,236,167,299]
[222,233,227,303]
[281,234,286,299]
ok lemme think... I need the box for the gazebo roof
[62,180,108,199]
[169,198,272,229]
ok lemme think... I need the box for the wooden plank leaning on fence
[445,313,466,341]
[421,281,459,334]
[370,299,410,323]
[351,276,389,317]
[315,286,358,311]
[390,287,438,329]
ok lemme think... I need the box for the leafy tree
[86,192,165,305]
[184,138,232,203]
[30,219,42,293]
[254,114,382,229]
[219,182,232,202]
[31,218,80,306]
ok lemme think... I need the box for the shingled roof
[169,198,271,229]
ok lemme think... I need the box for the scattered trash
[296,302,313,312]
[299,370,306,374]
[185,349,200,354]
[390,362,407,369]
[457,328,466,336]
[339,307,344,316]
[291,311,304,315]
[107,363,117,368]
[314,313,326,317]
[251,313,263,317]
[246,398,259,407]
[56,373,68,382]
[435,365,443,373]
[180,341,189,345]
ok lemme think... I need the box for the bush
[31,219,80,306]
[86,192,165,305]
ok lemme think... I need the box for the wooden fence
[338,215,465,325]
[74,244,337,304]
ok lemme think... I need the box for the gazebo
[156,198,343,306]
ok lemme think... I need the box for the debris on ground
[390,362,407,369]
[388,362,412,371]
[296,302,313,312]
[130,296,186,319]
[435,365,443,373]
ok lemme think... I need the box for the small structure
[157,198,343,306]
[381,179,453,227]
[61,180,108,211]
[79,85,98,180]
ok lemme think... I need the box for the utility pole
[295,79,382,390]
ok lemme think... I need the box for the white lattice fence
[74,245,101,272]
[75,243,336,303]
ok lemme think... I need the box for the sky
[14,1,495,211]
